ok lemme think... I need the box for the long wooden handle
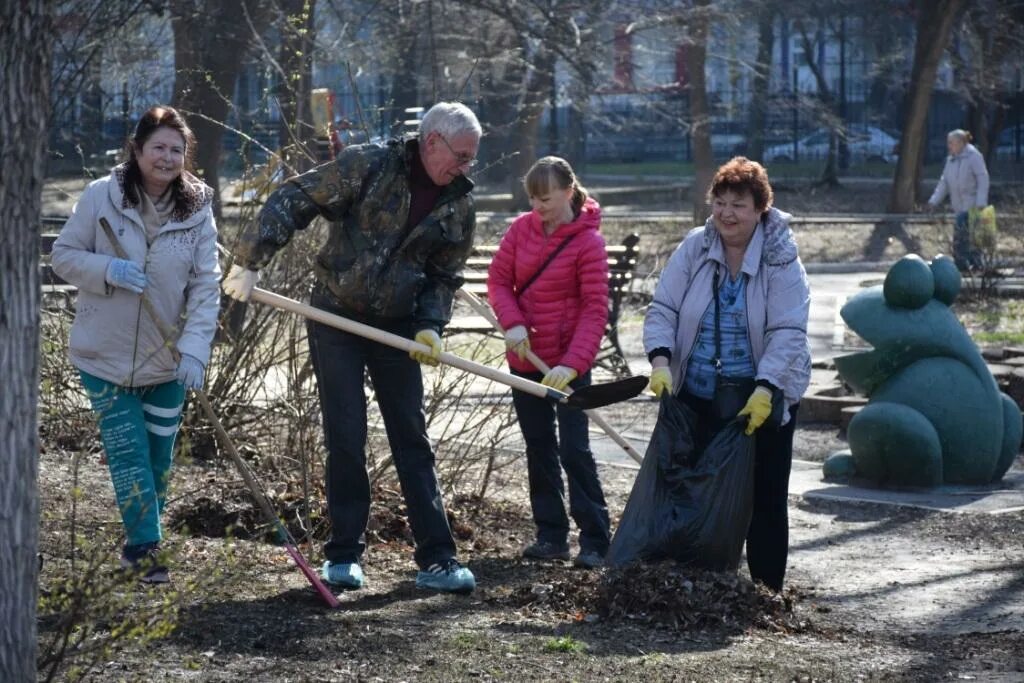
[249,287,570,404]
[456,289,644,464]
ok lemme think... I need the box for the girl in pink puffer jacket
[488,157,611,568]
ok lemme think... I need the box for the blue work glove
[175,353,206,390]
[105,258,147,294]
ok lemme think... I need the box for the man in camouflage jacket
[223,102,481,594]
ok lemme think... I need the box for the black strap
[516,233,577,299]
[712,267,722,375]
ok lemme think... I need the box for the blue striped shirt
[683,271,755,399]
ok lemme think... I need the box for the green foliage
[542,636,587,654]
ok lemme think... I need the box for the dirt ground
[35,177,1024,681]
[35,441,1024,682]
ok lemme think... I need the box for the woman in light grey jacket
[928,129,990,270]
[643,157,811,591]
[52,105,220,584]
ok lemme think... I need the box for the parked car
[995,125,1024,161]
[764,124,899,164]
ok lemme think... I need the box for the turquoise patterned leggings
[80,372,185,548]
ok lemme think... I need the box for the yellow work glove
[737,386,773,436]
[410,329,442,366]
[504,325,531,362]
[649,367,673,397]
[541,365,577,392]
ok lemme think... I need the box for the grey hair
[419,102,482,140]
[947,129,972,144]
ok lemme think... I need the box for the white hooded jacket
[928,143,990,213]
[52,165,221,387]
[643,207,812,421]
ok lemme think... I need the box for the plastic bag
[606,393,755,571]
[968,205,997,251]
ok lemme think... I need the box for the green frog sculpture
[828,254,1021,487]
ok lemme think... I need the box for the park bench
[40,216,76,310]
[447,233,641,378]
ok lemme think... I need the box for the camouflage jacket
[235,137,476,333]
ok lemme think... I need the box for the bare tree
[0,0,50,679]
[687,0,714,226]
[275,0,319,172]
[170,0,274,215]
[951,0,1024,159]
[887,0,967,213]
[745,3,776,163]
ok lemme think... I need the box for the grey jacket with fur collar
[52,166,221,387]
[643,207,811,419]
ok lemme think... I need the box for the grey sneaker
[321,561,364,589]
[416,558,476,594]
[573,549,605,569]
[522,540,570,561]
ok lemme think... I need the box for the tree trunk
[170,0,273,218]
[796,19,840,187]
[746,9,775,163]
[509,47,556,209]
[687,0,714,227]
[0,1,49,679]
[887,0,967,213]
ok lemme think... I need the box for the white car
[764,125,899,164]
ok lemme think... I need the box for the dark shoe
[120,544,169,584]
[416,558,475,594]
[522,540,570,561]
[573,549,605,569]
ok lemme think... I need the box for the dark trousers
[306,294,456,570]
[511,369,611,555]
[953,210,981,270]
[680,390,797,591]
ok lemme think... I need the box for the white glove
[222,264,259,301]
[504,325,531,361]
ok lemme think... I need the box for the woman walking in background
[927,129,990,271]
[488,156,612,569]
[52,105,220,584]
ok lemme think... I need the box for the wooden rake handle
[249,287,573,404]
[455,289,644,464]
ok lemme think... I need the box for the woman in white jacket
[643,157,811,591]
[52,105,220,584]
[928,129,990,271]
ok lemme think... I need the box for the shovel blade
[565,375,648,410]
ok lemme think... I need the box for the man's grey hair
[419,102,482,140]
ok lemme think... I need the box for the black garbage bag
[606,393,756,570]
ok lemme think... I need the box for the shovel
[455,288,644,464]
[247,287,648,410]
[99,218,340,609]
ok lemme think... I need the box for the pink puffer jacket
[488,197,609,374]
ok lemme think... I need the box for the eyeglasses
[437,134,478,168]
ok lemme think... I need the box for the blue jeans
[953,210,980,270]
[80,372,185,549]
[306,287,456,570]
[511,369,611,554]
